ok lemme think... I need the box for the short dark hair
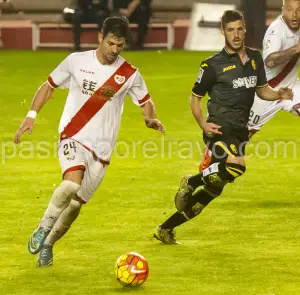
[102,16,129,39]
[221,10,244,28]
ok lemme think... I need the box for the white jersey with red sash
[47,50,151,161]
[263,16,300,89]
[248,17,300,131]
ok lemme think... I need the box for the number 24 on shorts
[63,142,77,156]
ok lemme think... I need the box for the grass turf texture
[1,50,300,295]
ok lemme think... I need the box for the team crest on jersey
[265,40,271,49]
[99,85,117,98]
[251,59,256,70]
[114,75,126,85]
[230,144,238,155]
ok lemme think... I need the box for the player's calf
[44,199,82,247]
[180,162,245,220]
[40,180,81,230]
[28,180,80,255]
[174,175,195,212]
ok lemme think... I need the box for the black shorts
[203,123,248,164]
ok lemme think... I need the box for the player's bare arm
[190,94,222,136]
[265,42,300,68]
[141,100,165,133]
[119,0,140,18]
[14,82,54,144]
[256,84,293,101]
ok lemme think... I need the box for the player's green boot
[174,175,194,212]
[153,226,179,244]
[28,226,50,254]
[37,244,53,267]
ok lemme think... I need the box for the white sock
[45,199,82,246]
[40,180,80,230]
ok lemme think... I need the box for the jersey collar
[222,47,248,58]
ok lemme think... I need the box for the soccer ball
[115,252,149,286]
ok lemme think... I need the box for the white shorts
[248,81,300,131]
[58,139,108,203]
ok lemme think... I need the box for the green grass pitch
[1,50,300,295]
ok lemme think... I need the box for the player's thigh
[282,81,300,115]
[207,128,247,164]
[248,96,282,131]
[58,139,86,185]
[76,157,108,204]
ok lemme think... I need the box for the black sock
[160,212,188,230]
[188,172,204,189]
[160,189,215,230]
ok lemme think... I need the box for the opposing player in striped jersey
[248,0,300,135]
[14,16,165,266]
[200,0,300,171]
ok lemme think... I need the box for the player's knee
[55,180,81,204]
[60,180,81,195]
[224,163,246,181]
[202,162,245,196]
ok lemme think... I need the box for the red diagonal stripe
[268,54,300,88]
[60,61,137,140]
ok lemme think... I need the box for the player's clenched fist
[278,87,293,100]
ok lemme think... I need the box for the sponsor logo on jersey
[223,65,236,72]
[265,40,271,49]
[80,69,95,75]
[82,79,97,96]
[114,75,126,85]
[251,59,256,70]
[232,76,257,88]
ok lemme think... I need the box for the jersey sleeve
[256,52,268,88]
[262,25,284,61]
[192,61,216,97]
[127,71,151,106]
[47,54,72,89]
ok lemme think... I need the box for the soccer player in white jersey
[199,0,300,172]
[14,16,165,266]
[248,0,300,136]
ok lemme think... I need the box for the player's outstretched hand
[14,118,35,144]
[145,118,165,133]
[202,122,222,137]
[278,87,293,100]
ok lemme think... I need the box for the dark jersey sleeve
[256,52,268,88]
[192,61,216,97]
